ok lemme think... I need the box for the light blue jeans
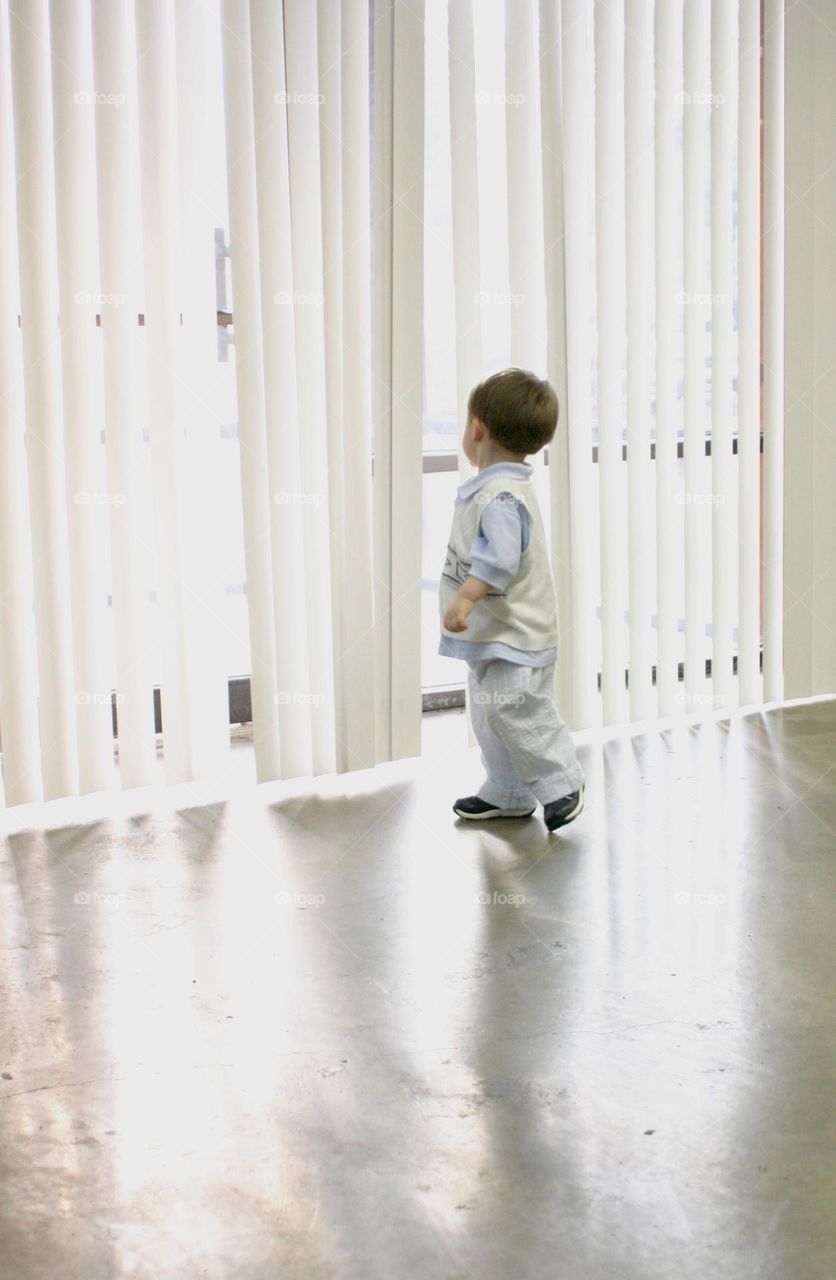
[467,658,585,809]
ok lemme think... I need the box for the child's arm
[443,493,528,632]
[443,575,492,632]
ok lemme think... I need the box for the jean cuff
[477,779,538,810]
[537,769,585,805]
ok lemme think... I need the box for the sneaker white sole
[545,784,585,830]
[562,789,585,821]
[454,806,536,820]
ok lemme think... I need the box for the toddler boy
[439,368,585,832]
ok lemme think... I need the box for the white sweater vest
[439,473,559,650]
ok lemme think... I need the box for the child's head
[465,368,558,463]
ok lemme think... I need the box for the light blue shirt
[438,461,558,667]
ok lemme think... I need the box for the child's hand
[444,596,475,632]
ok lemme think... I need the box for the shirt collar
[456,460,533,500]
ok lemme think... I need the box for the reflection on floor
[1,698,835,1280]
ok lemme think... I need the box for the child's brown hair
[467,368,558,455]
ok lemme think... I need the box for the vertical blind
[0,0,785,809]
[441,0,784,732]
[0,0,416,807]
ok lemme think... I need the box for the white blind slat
[50,0,114,795]
[11,0,80,800]
[162,0,231,786]
[171,0,232,785]
[317,0,346,775]
[317,0,377,773]
[710,0,738,712]
[337,0,377,770]
[654,0,683,718]
[682,0,711,703]
[372,0,395,763]
[738,0,762,705]
[248,0,310,780]
[90,0,158,788]
[560,0,597,728]
[763,0,785,702]
[449,0,482,453]
[0,1,40,804]
[539,0,577,728]
[136,0,195,785]
[388,0,424,760]
[505,0,545,371]
[220,0,281,783]
[625,0,656,722]
[447,0,481,751]
[284,0,336,775]
[595,0,628,723]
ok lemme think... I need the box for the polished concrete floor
[1,698,835,1280]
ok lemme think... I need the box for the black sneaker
[543,781,585,832]
[453,795,536,820]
